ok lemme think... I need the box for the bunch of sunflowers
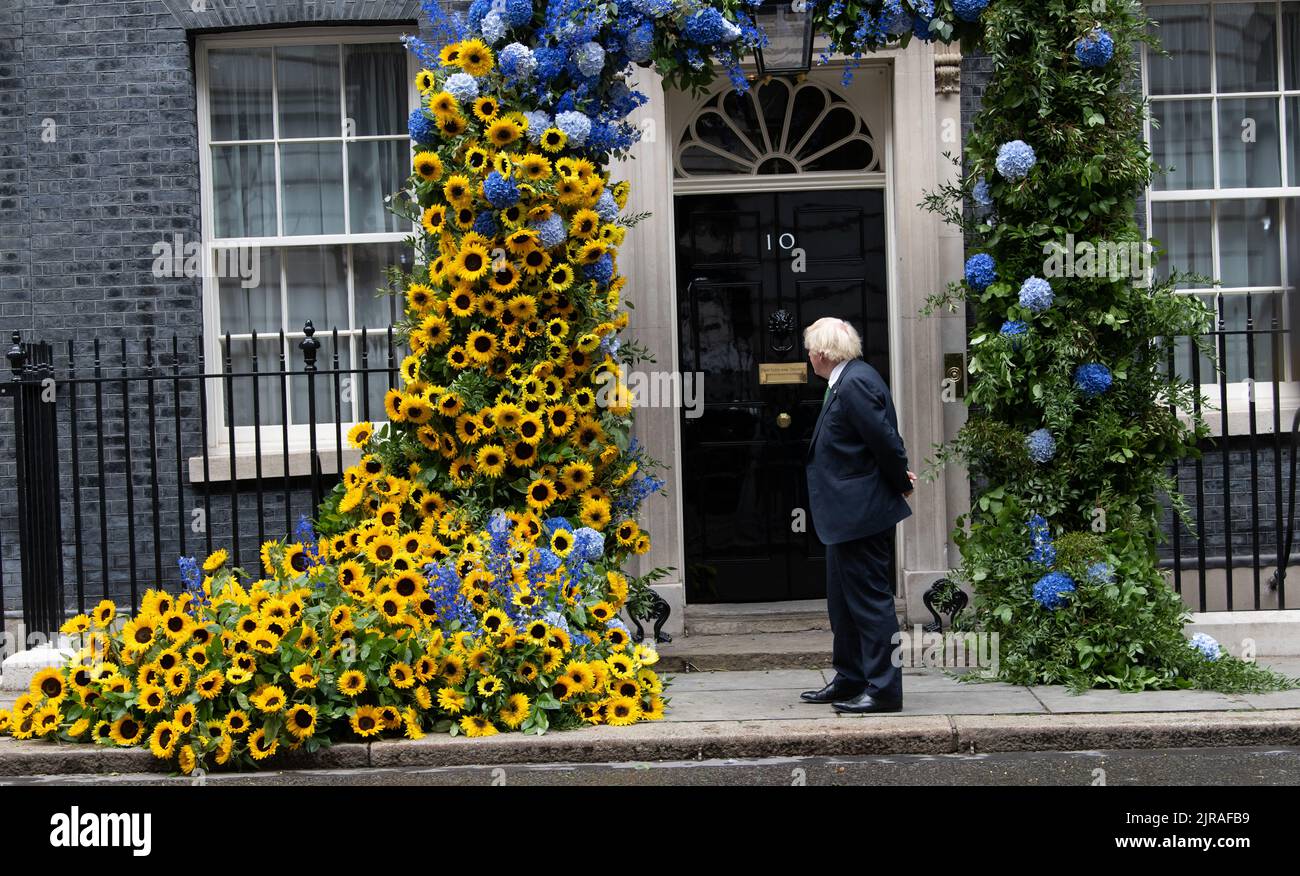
[0,7,677,771]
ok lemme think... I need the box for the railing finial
[299,320,320,372]
[7,331,25,377]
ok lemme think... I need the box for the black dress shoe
[831,691,903,714]
[800,679,866,704]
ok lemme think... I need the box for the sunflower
[452,243,490,281]
[109,715,145,746]
[421,204,448,237]
[413,150,444,181]
[459,714,498,737]
[546,263,574,292]
[550,675,577,701]
[476,675,504,697]
[202,548,228,572]
[196,670,224,700]
[473,443,507,478]
[607,653,635,678]
[457,39,494,76]
[605,696,642,726]
[59,613,91,635]
[337,669,367,697]
[286,704,318,740]
[488,263,521,295]
[120,615,156,654]
[90,599,116,629]
[494,693,530,729]
[386,661,416,689]
[282,543,310,576]
[438,42,461,67]
[414,68,436,92]
[516,152,551,181]
[438,113,468,137]
[247,728,279,760]
[148,720,179,759]
[580,498,612,530]
[224,710,251,735]
[565,661,595,692]
[436,686,467,714]
[250,684,287,714]
[472,95,500,122]
[485,118,522,148]
[366,533,399,566]
[31,704,60,737]
[540,127,567,153]
[164,666,191,696]
[29,667,67,703]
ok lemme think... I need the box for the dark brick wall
[0,0,449,615]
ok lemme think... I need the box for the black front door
[676,188,890,603]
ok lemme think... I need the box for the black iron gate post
[3,332,65,646]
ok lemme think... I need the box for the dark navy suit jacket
[805,357,913,545]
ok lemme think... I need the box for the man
[800,317,915,714]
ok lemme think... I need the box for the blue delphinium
[555,110,592,146]
[532,213,567,248]
[294,513,321,566]
[952,0,989,22]
[1085,561,1116,585]
[575,41,606,77]
[1019,276,1054,313]
[1074,362,1113,397]
[996,139,1037,181]
[1033,571,1076,610]
[965,253,997,291]
[484,170,519,207]
[1028,513,1056,566]
[445,72,480,102]
[500,43,536,80]
[1076,27,1115,68]
[1026,428,1056,464]
[972,177,992,207]
[408,110,436,145]
[1188,632,1222,661]
[882,0,911,34]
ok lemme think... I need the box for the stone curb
[2,709,1299,775]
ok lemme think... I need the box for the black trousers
[825,525,902,702]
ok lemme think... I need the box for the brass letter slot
[759,363,808,385]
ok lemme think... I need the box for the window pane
[1218,199,1281,288]
[344,43,407,136]
[1285,1,1300,88]
[285,245,348,332]
[1287,96,1299,184]
[353,243,410,330]
[1151,99,1215,189]
[208,48,273,141]
[348,139,408,233]
[1153,200,1213,286]
[212,144,277,238]
[279,142,345,235]
[289,335,350,426]
[1147,4,1212,95]
[224,337,286,427]
[1215,1,1278,92]
[276,44,342,139]
[1211,292,1281,382]
[1217,97,1281,187]
[218,247,280,334]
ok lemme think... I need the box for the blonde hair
[802,317,862,363]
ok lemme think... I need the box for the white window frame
[194,26,419,478]
[1141,0,1300,434]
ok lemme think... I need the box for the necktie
[822,385,831,406]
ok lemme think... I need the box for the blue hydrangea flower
[882,0,912,34]
[575,41,605,77]
[996,139,1037,181]
[1189,632,1221,661]
[467,0,491,30]
[523,109,551,142]
[1028,513,1056,566]
[532,547,561,575]
[1074,362,1113,397]
[1019,276,1054,313]
[1000,319,1027,337]
[631,0,674,16]
[1026,428,1056,464]
[965,253,997,291]
[684,8,741,44]
[532,213,567,248]
[626,21,655,63]
[484,170,519,208]
[952,0,989,22]
[472,211,498,236]
[585,252,614,286]
[1076,27,1115,68]
[1085,562,1116,585]
[1033,571,1076,610]
[912,0,936,14]
[408,110,436,145]
[500,43,536,81]
[912,14,934,41]
[503,0,533,27]
[445,72,480,103]
[535,46,566,82]
[555,110,592,146]
[973,177,992,207]
[595,190,619,221]
[572,526,605,561]
[481,10,506,44]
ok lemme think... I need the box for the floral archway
[2,0,1288,773]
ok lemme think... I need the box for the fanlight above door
[674,76,881,178]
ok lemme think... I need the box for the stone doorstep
[3,710,1300,776]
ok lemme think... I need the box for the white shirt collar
[828,359,849,390]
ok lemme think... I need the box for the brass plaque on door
[759,363,808,385]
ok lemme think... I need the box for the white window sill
[188,445,362,485]
[1174,388,1300,439]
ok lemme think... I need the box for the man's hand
[904,470,917,499]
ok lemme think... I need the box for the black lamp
[754,0,816,76]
